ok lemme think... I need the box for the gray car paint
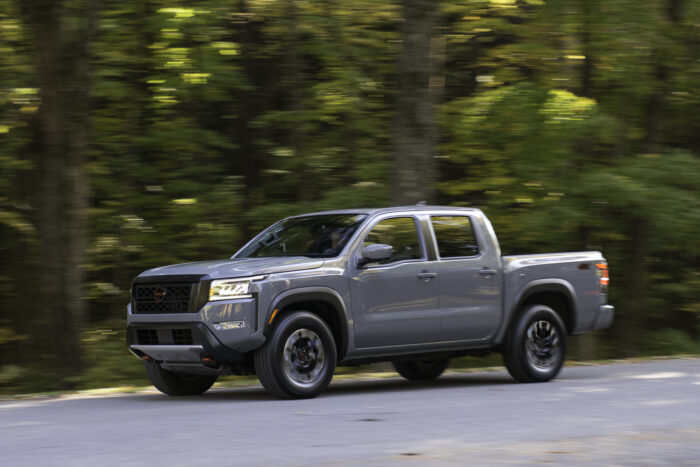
[127,206,613,368]
[142,256,325,279]
[348,213,440,348]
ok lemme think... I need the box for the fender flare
[263,286,350,359]
[495,279,578,344]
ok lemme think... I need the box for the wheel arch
[497,279,578,344]
[263,287,350,361]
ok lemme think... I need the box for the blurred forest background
[0,0,698,393]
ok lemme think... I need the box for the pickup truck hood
[139,257,325,280]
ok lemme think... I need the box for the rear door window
[431,216,479,258]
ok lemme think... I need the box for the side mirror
[358,243,393,267]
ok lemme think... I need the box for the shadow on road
[124,371,516,403]
[324,372,514,397]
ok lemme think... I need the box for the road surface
[1,358,699,466]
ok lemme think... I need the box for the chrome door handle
[479,269,497,277]
[417,272,437,281]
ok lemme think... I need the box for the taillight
[596,263,609,292]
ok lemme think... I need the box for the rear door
[429,215,502,341]
[350,215,440,348]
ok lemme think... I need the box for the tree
[394,0,439,204]
[20,0,99,385]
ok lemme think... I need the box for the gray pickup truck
[127,205,614,398]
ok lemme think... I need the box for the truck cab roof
[290,205,484,218]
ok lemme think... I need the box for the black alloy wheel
[503,304,567,383]
[392,358,449,381]
[255,311,336,399]
[144,360,218,396]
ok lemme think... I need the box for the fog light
[213,321,245,330]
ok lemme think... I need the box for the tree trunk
[620,217,649,357]
[580,0,594,98]
[281,0,311,203]
[22,0,97,386]
[645,0,686,152]
[234,0,262,238]
[393,0,439,205]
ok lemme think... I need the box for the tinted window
[237,214,367,258]
[431,216,479,258]
[363,217,422,264]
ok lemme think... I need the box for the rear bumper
[590,304,614,331]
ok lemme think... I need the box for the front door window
[363,217,422,265]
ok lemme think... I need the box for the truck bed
[502,251,606,334]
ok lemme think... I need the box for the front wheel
[144,361,218,396]
[255,311,337,399]
[503,305,566,382]
[392,358,449,381]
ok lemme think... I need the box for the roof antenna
[416,200,427,206]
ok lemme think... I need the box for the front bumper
[590,304,614,331]
[127,297,266,364]
[127,322,254,361]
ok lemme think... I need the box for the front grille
[137,329,159,345]
[133,282,194,314]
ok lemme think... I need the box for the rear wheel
[392,358,449,381]
[144,361,218,396]
[255,311,336,399]
[503,305,566,382]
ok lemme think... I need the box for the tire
[254,311,337,399]
[392,358,449,381]
[502,304,567,383]
[144,361,218,396]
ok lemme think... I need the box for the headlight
[209,276,265,301]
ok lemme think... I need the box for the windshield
[236,214,367,258]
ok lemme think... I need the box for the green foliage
[641,328,700,356]
[66,326,149,389]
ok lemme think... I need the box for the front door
[350,216,440,348]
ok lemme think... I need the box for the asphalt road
[2,358,699,466]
